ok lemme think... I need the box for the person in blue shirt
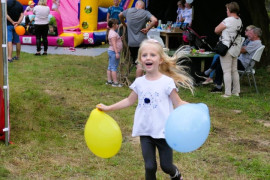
[107,0,123,24]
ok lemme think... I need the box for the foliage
[0,51,269,179]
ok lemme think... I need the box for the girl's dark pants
[140,136,179,180]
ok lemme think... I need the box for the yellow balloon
[84,108,122,158]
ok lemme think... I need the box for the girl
[52,0,60,13]
[97,39,194,179]
[106,18,123,87]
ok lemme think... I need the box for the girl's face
[140,44,162,74]
[112,23,118,30]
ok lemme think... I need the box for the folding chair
[238,45,265,94]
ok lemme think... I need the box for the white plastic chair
[238,45,265,94]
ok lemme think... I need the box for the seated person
[196,27,262,93]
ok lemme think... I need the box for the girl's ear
[159,58,164,64]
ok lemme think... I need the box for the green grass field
[0,51,269,179]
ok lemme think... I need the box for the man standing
[119,0,157,77]
[7,0,24,62]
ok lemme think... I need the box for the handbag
[214,25,243,56]
[213,41,228,56]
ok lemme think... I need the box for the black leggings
[35,24,49,52]
[140,136,179,180]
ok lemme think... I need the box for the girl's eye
[142,54,147,57]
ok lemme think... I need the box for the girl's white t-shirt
[129,75,177,139]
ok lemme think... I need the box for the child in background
[107,0,123,24]
[24,1,35,14]
[97,39,194,179]
[52,0,60,13]
[106,18,123,87]
[176,0,186,23]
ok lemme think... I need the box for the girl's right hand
[115,53,120,59]
[96,103,110,112]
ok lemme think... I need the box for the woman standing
[33,0,50,55]
[215,2,242,97]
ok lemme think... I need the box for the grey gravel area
[15,45,107,57]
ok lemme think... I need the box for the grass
[0,50,269,179]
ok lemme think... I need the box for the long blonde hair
[137,39,194,94]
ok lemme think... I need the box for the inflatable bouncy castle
[79,0,136,45]
[18,0,137,47]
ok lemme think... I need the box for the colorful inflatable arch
[18,0,137,47]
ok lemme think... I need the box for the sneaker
[202,78,213,85]
[170,169,183,180]
[12,56,19,60]
[106,81,112,85]
[221,94,231,98]
[112,82,123,87]
[8,59,13,63]
[210,87,222,93]
[195,71,208,80]
[232,93,239,97]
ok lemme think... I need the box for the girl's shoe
[12,56,19,60]
[35,52,41,56]
[112,82,123,87]
[106,81,112,85]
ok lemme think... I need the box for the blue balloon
[165,103,210,153]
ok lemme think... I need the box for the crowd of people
[7,0,60,60]
[196,2,263,98]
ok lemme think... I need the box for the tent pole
[1,0,10,146]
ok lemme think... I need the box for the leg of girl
[140,136,157,180]
[156,138,182,180]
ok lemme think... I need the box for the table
[168,51,215,72]
[159,30,183,49]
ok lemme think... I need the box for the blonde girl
[97,39,193,179]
